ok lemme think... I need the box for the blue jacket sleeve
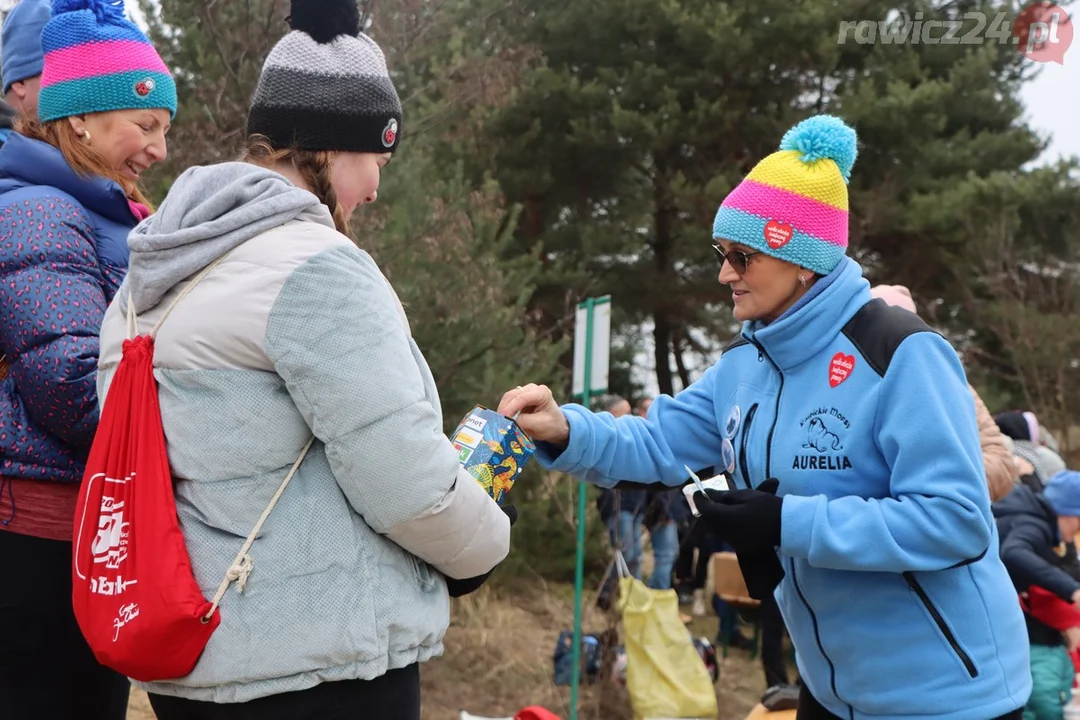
[0,194,107,452]
[780,333,993,572]
[535,362,726,488]
[1000,521,1080,601]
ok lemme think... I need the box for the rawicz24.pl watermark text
[837,4,1072,64]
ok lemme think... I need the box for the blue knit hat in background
[2,0,52,94]
[1043,470,1080,518]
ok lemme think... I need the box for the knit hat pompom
[38,0,176,122]
[290,0,361,43]
[779,115,858,183]
[712,114,859,276]
[52,0,124,21]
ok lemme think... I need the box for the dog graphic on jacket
[804,417,843,453]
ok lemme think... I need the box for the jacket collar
[741,257,871,372]
[0,133,137,226]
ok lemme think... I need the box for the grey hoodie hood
[125,162,333,313]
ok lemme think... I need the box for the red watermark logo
[1013,2,1072,64]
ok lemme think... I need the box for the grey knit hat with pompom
[247,0,402,154]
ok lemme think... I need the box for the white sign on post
[571,296,611,398]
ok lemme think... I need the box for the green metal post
[569,297,595,720]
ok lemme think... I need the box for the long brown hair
[241,135,349,235]
[15,116,153,209]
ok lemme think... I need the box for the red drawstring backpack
[72,257,312,681]
[515,708,561,720]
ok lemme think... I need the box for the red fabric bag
[72,328,220,681]
[1019,585,1080,631]
[73,259,311,682]
[515,708,561,720]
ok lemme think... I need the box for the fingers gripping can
[451,405,536,505]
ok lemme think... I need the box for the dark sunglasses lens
[713,246,746,273]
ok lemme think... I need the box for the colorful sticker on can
[450,405,536,505]
[464,413,488,433]
[453,428,483,449]
[724,405,741,439]
[721,437,736,474]
[454,443,474,464]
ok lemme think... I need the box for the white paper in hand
[682,466,729,517]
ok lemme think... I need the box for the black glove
[697,479,785,599]
[694,477,783,553]
[737,548,786,601]
[445,504,517,598]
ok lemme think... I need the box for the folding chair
[712,551,762,659]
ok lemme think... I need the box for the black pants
[674,519,714,591]
[797,685,1025,719]
[0,529,131,720]
[149,664,421,720]
[761,594,788,688]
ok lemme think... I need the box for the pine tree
[460,0,1077,400]
[137,0,289,200]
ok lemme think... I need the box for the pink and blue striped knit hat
[37,0,176,123]
[713,115,858,276]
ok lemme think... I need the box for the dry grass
[125,582,765,720]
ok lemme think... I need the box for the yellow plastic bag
[616,554,718,720]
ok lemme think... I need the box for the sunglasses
[712,244,763,275]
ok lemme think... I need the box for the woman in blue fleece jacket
[500,116,1031,720]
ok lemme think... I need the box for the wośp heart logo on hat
[764,220,793,250]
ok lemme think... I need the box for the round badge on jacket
[724,405,741,439]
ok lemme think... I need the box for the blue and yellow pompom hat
[712,115,858,275]
[37,0,177,123]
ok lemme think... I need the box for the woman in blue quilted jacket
[0,1,174,717]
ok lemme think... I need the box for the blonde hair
[241,135,349,235]
[14,116,153,209]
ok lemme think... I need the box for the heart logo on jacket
[829,353,855,388]
[764,220,793,249]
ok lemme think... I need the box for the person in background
[0,0,175,717]
[594,395,647,610]
[501,115,1030,719]
[1,0,50,122]
[994,470,1080,720]
[995,410,1068,493]
[870,284,1019,501]
[675,488,719,617]
[96,1,510,716]
[636,396,681,592]
[1040,428,1065,459]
